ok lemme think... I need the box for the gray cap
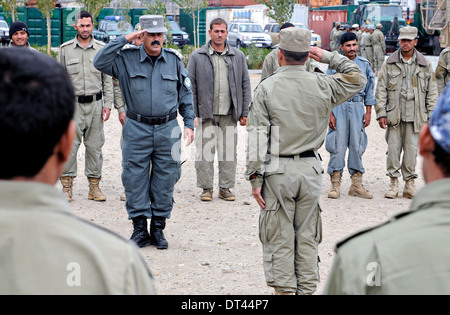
[139,15,167,33]
[279,27,311,53]
[398,26,418,40]
[429,83,450,153]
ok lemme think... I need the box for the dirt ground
[58,67,429,295]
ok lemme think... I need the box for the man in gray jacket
[187,18,252,202]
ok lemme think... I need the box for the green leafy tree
[76,0,110,23]
[174,0,207,48]
[256,0,296,26]
[0,0,20,22]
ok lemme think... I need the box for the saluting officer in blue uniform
[94,15,195,249]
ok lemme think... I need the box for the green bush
[240,45,272,70]
[32,45,58,59]
[166,44,272,70]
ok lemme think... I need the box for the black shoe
[150,216,168,249]
[130,216,151,248]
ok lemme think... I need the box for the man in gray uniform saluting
[94,15,195,249]
[245,27,366,295]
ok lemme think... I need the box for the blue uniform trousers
[122,118,181,219]
[325,101,368,175]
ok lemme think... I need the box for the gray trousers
[260,155,323,295]
[122,118,181,219]
[195,115,237,189]
[385,121,419,181]
[63,100,104,178]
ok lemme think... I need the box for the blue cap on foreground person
[429,84,450,154]
[323,82,450,295]
[0,48,156,294]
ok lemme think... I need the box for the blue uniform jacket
[93,36,195,129]
[326,55,376,106]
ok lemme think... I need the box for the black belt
[126,110,177,125]
[280,151,319,159]
[365,45,372,47]
[78,92,102,104]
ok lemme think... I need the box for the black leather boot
[130,216,151,248]
[150,216,168,249]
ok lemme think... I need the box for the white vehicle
[227,22,272,48]
[0,18,9,46]
[264,22,322,47]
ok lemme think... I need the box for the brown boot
[328,171,341,199]
[200,188,213,201]
[384,177,399,199]
[60,176,74,202]
[403,179,417,199]
[88,177,106,201]
[348,172,373,199]
[218,187,235,201]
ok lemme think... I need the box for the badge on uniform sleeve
[184,77,191,89]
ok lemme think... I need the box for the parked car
[0,18,9,46]
[264,22,322,48]
[227,22,272,48]
[167,20,190,48]
[93,16,133,43]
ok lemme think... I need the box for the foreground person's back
[0,48,155,294]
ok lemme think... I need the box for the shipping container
[308,9,347,51]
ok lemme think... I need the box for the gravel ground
[58,55,439,295]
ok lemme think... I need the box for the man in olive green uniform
[365,25,374,67]
[0,48,155,294]
[360,25,367,58]
[352,24,361,55]
[58,11,113,202]
[330,22,340,52]
[245,27,366,295]
[324,84,450,295]
[436,47,450,94]
[372,23,386,76]
[375,26,438,199]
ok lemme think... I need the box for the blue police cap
[429,83,450,154]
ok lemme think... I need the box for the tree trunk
[197,8,200,48]
[47,12,51,56]
[192,10,197,48]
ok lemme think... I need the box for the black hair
[433,141,450,177]
[280,22,295,30]
[75,10,93,24]
[279,48,309,64]
[0,48,75,179]
[210,18,227,30]
[340,31,358,45]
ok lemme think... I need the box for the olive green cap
[398,26,418,40]
[279,27,311,53]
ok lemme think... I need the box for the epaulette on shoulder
[166,48,183,60]
[60,39,75,48]
[335,209,415,249]
[357,55,370,64]
[335,226,378,249]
